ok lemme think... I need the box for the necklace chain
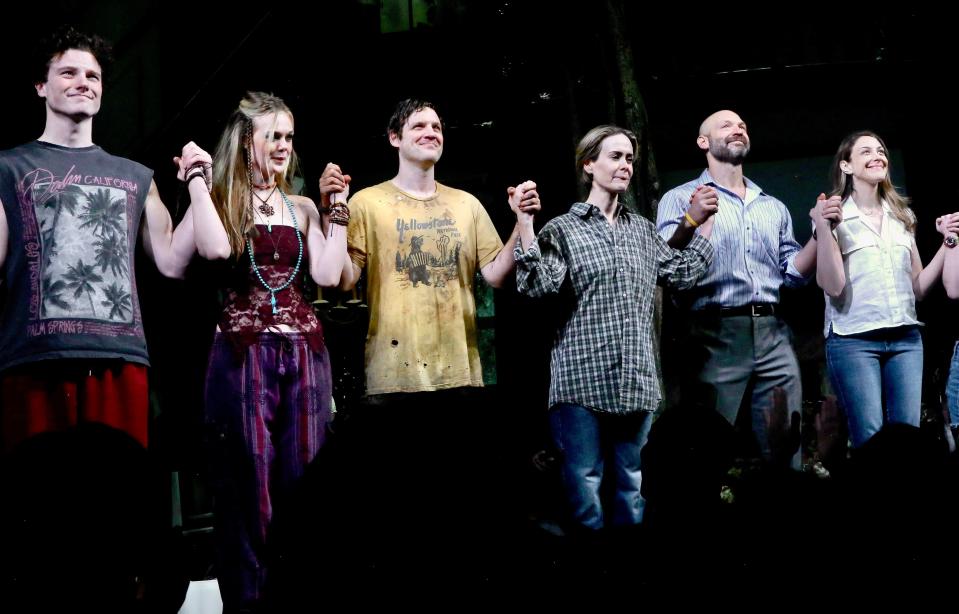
[253,185,277,216]
[247,190,303,315]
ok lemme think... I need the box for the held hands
[810,193,843,232]
[686,185,719,228]
[174,141,213,188]
[319,162,351,207]
[507,180,541,222]
[935,212,959,238]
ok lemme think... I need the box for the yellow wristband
[684,211,700,228]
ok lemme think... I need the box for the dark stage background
[1,0,954,547]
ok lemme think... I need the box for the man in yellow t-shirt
[345,179,502,394]
[323,99,540,394]
[318,98,540,576]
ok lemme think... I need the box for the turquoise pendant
[270,292,278,314]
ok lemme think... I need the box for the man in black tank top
[0,26,227,453]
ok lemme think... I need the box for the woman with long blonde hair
[186,91,351,611]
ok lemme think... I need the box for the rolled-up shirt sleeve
[655,232,714,290]
[515,224,567,298]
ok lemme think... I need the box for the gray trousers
[688,314,802,465]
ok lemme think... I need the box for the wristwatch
[946,235,958,248]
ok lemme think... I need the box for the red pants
[1,361,149,454]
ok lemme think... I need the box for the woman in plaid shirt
[515,125,716,532]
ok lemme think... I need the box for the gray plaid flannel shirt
[515,202,713,415]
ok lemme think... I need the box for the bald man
[655,110,839,466]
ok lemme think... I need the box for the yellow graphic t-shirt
[348,181,503,394]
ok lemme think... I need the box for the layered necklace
[252,182,277,216]
[245,124,302,315]
[247,187,303,315]
[252,205,283,261]
[251,185,283,241]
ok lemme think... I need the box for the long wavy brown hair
[211,91,300,257]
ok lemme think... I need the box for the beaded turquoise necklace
[247,190,303,315]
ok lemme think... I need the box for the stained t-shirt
[347,181,503,394]
[0,141,153,372]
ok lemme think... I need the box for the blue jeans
[825,326,922,449]
[548,403,653,530]
[945,341,959,427]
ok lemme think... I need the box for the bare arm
[318,162,362,290]
[173,142,231,260]
[339,261,363,292]
[914,214,959,300]
[813,194,846,297]
[481,224,523,289]
[299,195,351,288]
[946,245,959,299]
[666,216,698,249]
[140,181,199,279]
[914,243,946,301]
[147,142,230,275]
[481,180,540,288]
[941,214,959,299]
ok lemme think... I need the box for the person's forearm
[518,219,535,251]
[666,217,698,249]
[915,244,946,300]
[791,236,818,278]
[188,179,230,259]
[815,227,845,297]
[481,223,523,288]
[944,243,959,299]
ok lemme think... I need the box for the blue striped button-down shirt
[655,169,810,310]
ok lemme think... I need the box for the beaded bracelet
[329,203,350,226]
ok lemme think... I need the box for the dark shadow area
[0,423,187,612]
